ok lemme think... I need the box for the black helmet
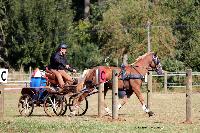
[58,43,68,49]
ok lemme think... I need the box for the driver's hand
[66,65,70,69]
[73,69,77,73]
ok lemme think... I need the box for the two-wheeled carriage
[18,84,64,117]
[18,69,89,117]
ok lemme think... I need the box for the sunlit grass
[1,90,200,133]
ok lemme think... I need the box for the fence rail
[154,71,200,89]
[3,70,81,88]
[3,71,200,89]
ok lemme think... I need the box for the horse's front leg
[119,95,128,109]
[133,87,154,117]
[103,87,128,115]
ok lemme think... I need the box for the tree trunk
[123,54,128,65]
[98,0,103,5]
[84,0,90,19]
[0,22,5,44]
[150,0,159,5]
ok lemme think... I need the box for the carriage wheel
[69,95,88,116]
[18,94,34,116]
[44,94,63,117]
[60,96,68,116]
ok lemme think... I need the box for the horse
[70,52,164,117]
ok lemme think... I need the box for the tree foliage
[0,0,200,72]
[97,0,176,64]
[0,0,73,70]
[172,0,200,71]
[67,20,103,70]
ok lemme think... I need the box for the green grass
[1,90,200,133]
[1,117,200,133]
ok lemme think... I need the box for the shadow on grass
[14,114,52,117]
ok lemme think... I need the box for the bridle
[130,53,162,73]
[151,54,162,72]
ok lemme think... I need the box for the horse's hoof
[148,111,154,117]
[105,113,112,117]
[68,111,76,117]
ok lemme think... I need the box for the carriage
[18,52,163,117]
[18,69,89,117]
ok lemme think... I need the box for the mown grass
[1,90,200,133]
[1,116,200,133]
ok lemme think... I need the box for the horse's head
[149,52,164,75]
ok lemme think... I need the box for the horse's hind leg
[103,87,112,115]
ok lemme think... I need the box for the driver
[48,42,77,92]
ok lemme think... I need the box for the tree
[68,20,103,70]
[172,0,200,71]
[0,0,15,68]
[97,0,176,64]
[0,0,74,71]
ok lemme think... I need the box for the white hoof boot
[69,111,76,117]
[118,104,122,110]
[105,107,112,116]
[69,104,79,117]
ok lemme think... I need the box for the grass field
[1,89,200,133]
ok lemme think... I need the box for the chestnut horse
[70,52,163,117]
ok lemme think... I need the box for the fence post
[96,69,100,116]
[164,71,168,93]
[29,66,32,79]
[0,86,4,120]
[19,66,24,81]
[185,69,192,124]
[0,69,7,120]
[96,69,105,117]
[112,69,118,120]
[98,82,104,117]
[147,71,152,108]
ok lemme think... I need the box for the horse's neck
[133,58,151,75]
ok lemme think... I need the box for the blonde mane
[130,52,153,66]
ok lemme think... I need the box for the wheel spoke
[20,107,25,114]
[44,95,63,116]
[18,94,34,116]
[69,96,88,116]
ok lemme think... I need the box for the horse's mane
[130,52,153,66]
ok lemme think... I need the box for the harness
[117,64,145,98]
[119,64,144,81]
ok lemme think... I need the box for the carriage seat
[45,67,59,85]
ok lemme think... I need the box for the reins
[130,64,155,72]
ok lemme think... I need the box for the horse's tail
[76,80,85,92]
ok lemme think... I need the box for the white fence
[3,71,81,88]
[153,71,200,88]
[3,70,200,89]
